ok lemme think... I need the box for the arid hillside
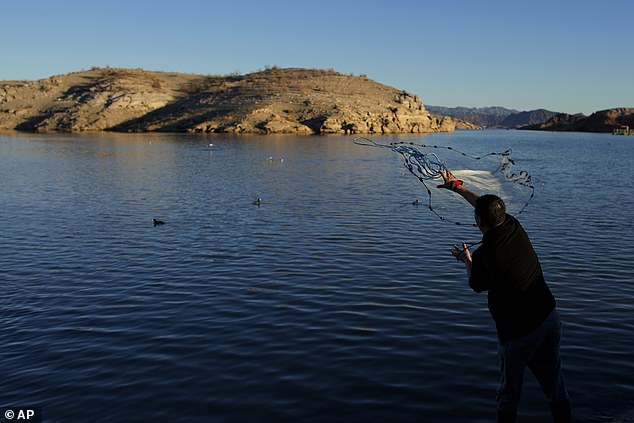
[523,108,634,132]
[0,67,473,135]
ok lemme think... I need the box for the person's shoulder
[505,214,534,244]
[505,213,517,223]
[504,213,523,229]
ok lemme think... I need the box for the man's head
[474,194,506,231]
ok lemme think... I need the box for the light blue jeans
[497,310,570,413]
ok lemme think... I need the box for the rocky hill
[501,109,559,127]
[0,67,464,135]
[521,113,587,131]
[523,108,634,132]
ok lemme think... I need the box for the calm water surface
[1,131,633,422]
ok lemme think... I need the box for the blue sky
[1,0,632,114]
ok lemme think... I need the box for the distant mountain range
[426,105,560,128]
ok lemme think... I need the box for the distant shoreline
[426,105,634,133]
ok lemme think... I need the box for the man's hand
[438,168,480,208]
[451,242,472,265]
[437,169,459,190]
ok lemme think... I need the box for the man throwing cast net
[439,169,572,423]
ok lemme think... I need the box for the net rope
[353,137,535,226]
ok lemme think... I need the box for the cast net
[353,137,535,226]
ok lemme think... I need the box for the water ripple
[1,132,632,422]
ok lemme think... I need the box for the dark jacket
[469,214,555,342]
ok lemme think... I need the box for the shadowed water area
[1,131,632,422]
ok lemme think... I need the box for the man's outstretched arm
[437,169,480,208]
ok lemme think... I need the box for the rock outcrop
[0,67,465,135]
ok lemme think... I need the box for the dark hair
[475,195,506,228]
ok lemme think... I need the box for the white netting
[354,137,534,226]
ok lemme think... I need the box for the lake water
[1,130,632,422]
